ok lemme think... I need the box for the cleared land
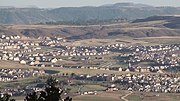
[62,36,180,47]
[62,37,150,47]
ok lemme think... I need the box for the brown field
[135,36,180,44]
[62,37,150,47]
[62,36,180,47]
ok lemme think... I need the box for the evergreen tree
[25,77,72,101]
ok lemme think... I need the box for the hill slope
[133,15,180,29]
[0,16,180,39]
[0,3,180,24]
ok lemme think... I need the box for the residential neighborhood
[0,34,180,98]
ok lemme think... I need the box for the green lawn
[74,96,121,101]
[66,84,106,93]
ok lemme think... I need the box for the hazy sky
[0,0,179,8]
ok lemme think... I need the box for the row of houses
[71,73,180,93]
[0,69,45,82]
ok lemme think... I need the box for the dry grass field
[62,37,149,47]
[135,36,180,45]
[62,36,180,47]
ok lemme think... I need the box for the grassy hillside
[0,16,180,39]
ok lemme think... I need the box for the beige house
[20,60,26,65]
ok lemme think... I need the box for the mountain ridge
[0,3,180,24]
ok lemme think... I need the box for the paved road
[121,91,133,101]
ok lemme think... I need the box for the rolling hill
[0,15,180,39]
[0,3,180,24]
[133,15,180,29]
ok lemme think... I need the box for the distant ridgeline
[133,15,180,29]
[38,19,127,25]
[0,3,180,24]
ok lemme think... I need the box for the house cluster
[0,88,26,96]
[57,65,163,73]
[0,35,47,55]
[0,69,45,82]
[70,73,180,93]
[39,36,66,47]
[0,35,40,50]
[115,44,180,72]
[1,33,180,74]
[36,45,110,58]
[80,91,97,95]
[0,83,45,96]
[0,34,112,67]
[114,73,180,93]
[0,35,21,40]
[0,47,109,67]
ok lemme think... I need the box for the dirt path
[121,91,133,101]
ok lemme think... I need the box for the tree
[70,73,76,79]
[25,77,72,101]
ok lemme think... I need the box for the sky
[0,0,179,8]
